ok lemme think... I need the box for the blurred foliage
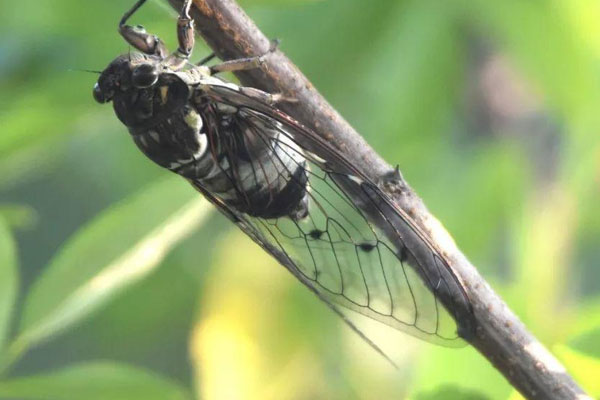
[0,0,599,399]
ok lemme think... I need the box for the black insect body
[94,0,473,349]
[101,55,311,221]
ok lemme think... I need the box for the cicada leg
[196,53,217,66]
[208,39,280,75]
[119,0,169,58]
[162,0,195,70]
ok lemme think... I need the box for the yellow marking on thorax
[160,86,168,105]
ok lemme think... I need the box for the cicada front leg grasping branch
[163,0,196,70]
[119,0,168,58]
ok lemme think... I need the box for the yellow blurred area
[554,344,600,395]
[507,390,526,400]
[189,231,335,400]
[516,188,575,339]
[563,0,600,57]
[189,230,427,400]
[187,229,471,400]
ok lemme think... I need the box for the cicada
[93,0,473,350]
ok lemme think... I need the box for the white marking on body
[193,133,208,159]
[195,66,211,77]
[149,130,160,142]
[347,174,363,185]
[277,130,306,164]
[184,108,203,132]
[199,76,240,91]
[305,150,327,164]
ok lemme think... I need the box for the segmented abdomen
[130,102,309,219]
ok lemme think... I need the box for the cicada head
[93,52,189,128]
[93,53,161,104]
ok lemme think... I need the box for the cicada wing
[193,82,471,345]
[191,98,467,346]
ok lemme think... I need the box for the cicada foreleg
[119,0,169,58]
[163,0,195,70]
[196,53,217,66]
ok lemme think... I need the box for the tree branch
[167,0,589,398]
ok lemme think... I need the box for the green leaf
[0,361,191,400]
[413,385,491,400]
[562,299,600,358]
[356,0,463,162]
[6,177,210,368]
[0,203,38,230]
[0,217,19,353]
[409,338,511,399]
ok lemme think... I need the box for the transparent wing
[193,83,472,346]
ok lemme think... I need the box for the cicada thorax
[115,69,309,220]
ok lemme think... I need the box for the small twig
[167,0,590,398]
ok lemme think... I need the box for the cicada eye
[93,82,108,103]
[132,64,159,88]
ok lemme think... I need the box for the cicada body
[95,52,309,220]
[94,0,473,350]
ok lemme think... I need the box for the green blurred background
[1,0,600,399]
